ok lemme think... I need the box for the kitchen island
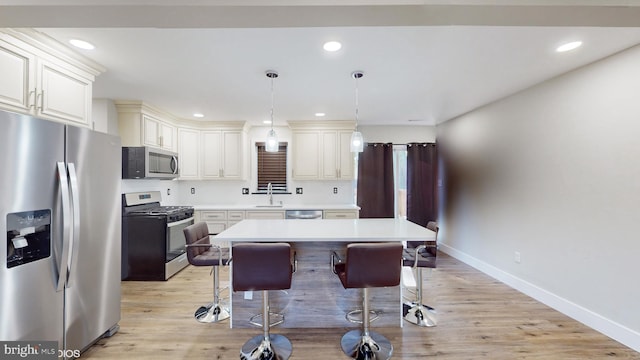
[213,218,436,328]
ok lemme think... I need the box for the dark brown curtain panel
[407,142,437,227]
[357,143,394,218]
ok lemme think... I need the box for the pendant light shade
[265,128,278,152]
[265,70,279,153]
[350,130,363,153]
[351,71,364,153]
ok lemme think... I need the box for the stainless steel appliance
[285,210,323,219]
[0,110,121,355]
[122,146,179,179]
[121,191,193,280]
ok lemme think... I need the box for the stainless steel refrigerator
[0,110,121,356]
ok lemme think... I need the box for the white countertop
[194,204,359,211]
[213,218,434,242]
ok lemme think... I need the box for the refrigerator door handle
[66,163,81,288]
[56,162,72,292]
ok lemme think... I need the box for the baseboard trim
[439,243,640,353]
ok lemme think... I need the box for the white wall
[437,44,640,351]
[360,125,435,144]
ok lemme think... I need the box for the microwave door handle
[66,163,81,288]
[56,162,71,292]
[171,155,178,174]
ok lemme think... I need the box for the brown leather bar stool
[183,222,230,323]
[232,242,295,360]
[331,242,403,360]
[402,221,438,327]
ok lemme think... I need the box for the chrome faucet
[267,182,273,205]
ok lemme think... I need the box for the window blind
[256,142,287,192]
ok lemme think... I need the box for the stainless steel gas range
[121,191,194,280]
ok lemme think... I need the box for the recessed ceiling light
[315,112,326,117]
[556,41,582,53]
[263,120,272,124]
[69,39,95,50]
[323,41,342,52]
[193,113,204,118]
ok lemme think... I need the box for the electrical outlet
[190,187,195,194]
[244,291,253,300]
[242,188,249,195]
[514,251,521,264]
[296,187,303,194]
[333,187,338,194]
[167,188,171,196]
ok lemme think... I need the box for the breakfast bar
[213,218,436,328]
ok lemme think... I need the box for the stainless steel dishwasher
[285,210,323,219]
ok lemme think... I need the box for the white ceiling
[3,1,640,126]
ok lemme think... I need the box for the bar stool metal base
[194,302,230,323]
[403,302,436,327]
[240,334,292,360]
[340,330,393,360]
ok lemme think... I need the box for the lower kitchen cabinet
[245,210,285,219]
[323,209,359,219]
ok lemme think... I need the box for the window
[393,145,407,219]
[256,142,288,192]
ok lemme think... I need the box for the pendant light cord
[270,74,275,131]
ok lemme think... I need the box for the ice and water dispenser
[6,210,51,268]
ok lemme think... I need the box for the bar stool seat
[332,242,403,360]
[183,222,230,323]
[233,242,295,360]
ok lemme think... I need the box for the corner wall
[437,44,640,351]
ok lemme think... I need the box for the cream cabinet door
[292,131,320,179]
[221,131,243,179]
[0,39,35,112]
[178,128,200,179]
[160,122,176,151]
[321,131,338,180]
[202,131,222,179]
[143,115,175,151]
[143,115,161,147]
[323,210,359,219]
[337,131,355,180]
[38,59,92,126]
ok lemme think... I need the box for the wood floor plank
[81,252,639,359]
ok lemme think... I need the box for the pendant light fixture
[265,70,279,152]
[350,71,364,153]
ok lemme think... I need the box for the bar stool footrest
[346,309,380,324]
[249,312,285,328]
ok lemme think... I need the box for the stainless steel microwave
[122,146,179,179]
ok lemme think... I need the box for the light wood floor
[82,252,639,359]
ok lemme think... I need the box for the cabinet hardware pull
[28,90,36,109]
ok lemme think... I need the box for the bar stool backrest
[232,242,292,292]
[343,242,402,289]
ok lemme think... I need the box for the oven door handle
[167,217,194,228]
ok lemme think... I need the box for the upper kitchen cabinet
[290,121,356,181]
[201,128,246,180]
[0,29,104,127]
[116,101,178,152]
[143,114,176,151]
[177,121,248,181]
[177,127,200,179]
